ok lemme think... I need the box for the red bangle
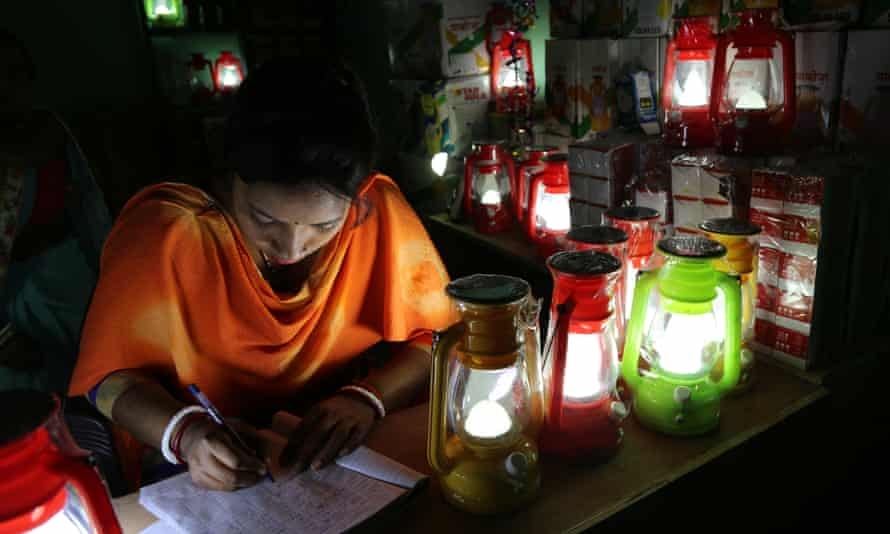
[171,412,207,464]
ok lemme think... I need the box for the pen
[187,384,255,455]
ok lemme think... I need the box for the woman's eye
[316,221,340,232]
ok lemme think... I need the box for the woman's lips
[269,256,301,266]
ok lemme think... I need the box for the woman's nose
[274,225,311,261]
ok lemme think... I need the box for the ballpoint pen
[187,384,256,456]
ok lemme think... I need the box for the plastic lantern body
[621,237,742,437]
[463,140,516,221]
[0,390,122,534]
[144,0,185,28]
[539,252,628,460]
[564,226,630,353]
[429,275,544,515]
[700,218,761,395]
[214,51,244,94]
[526,154,571,257]
[470,162,513,234]
[186,53,215,105]
[516,145,559,225]
[603,206,662,327]
[662,17,718,148]
[711,9,795,156]
[491,31,535,114]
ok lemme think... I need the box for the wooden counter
[113,360,826,534]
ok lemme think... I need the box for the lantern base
[438,436,540,515]
[472,209,513,234]
[632,376,723,437]
[663,114,715,149]
[539,398,623,461]
[716,113,788,156]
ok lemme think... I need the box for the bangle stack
[338,380,386,419]
[161,406,206,465]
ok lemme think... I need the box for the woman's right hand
[179,417,268,491]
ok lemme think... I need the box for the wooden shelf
[113,362,826,533]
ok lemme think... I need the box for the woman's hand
[280,393,376,472]
[180,417,268,491]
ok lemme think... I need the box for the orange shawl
[69,174,454,416]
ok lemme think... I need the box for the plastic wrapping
[749,166,825,369]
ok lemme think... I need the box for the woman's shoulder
[119,182,214,219]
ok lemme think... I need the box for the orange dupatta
[69,174,455,417]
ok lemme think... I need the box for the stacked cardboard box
[568,136,637,225]
[793,32,843,150]
[839,30,890,149]
[749,168,825,369]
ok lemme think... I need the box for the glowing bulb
[221,67,240,88]
[735,90,768,110]
[431,152,448,177]
[481,190,502,206]
[153,0,175,15]
[651,312,721,376]
[677,69,708,107]
[536,190,571,232]
[465,399,512,439]
[562,333,613,400]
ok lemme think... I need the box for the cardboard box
[550,0,584,38]
[784,0,862,27]
[623,0,674,37]
[570,198,608,226]
[569,136,636,206]
[673,0,722,17]
[582,0,623,36]
[793,32,843,150]
[545,40,587,139]
[445,75,492,156]
[839,30,890,149]
[579,39,617,134]
[862,0,890,26]
[385,0,491,79]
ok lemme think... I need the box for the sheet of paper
[139,465,406,534]
[267,411,427,490]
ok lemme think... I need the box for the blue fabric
[0,117,112,394]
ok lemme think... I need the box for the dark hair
[223,56,378,200]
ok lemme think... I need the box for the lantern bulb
[221,68,240,88]
[677,69,708,107]
[465,399,512,439]
[536,192,571,232]
[431,152,448,177]
[736,89,768,110]
[481,190,502,206]
[563,333,611,400]
[650,312,721,376]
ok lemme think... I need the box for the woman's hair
[223,56,378,200]
[0,28,36,81]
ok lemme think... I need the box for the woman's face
[229,175,350,270]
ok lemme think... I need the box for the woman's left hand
[280,393,376,472]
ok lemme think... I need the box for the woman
[68,58,455,491]
[0,28,111,393]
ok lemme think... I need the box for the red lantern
[603,207,661,325]
[469,161,512,234]
[516,145,559,225]
[540,251,628,460]
[711,9,795,155]
[186,53,215,104]
[526,154,571,257]
[0,390,122,534]
[463,140,516,220]
[491,31,535,114]
[564,225,630,351]
[214,51,244,94]
[662,17,718,148]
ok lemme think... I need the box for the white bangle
[161,406,206,465]
[338,385,386,419]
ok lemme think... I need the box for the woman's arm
[281,341,431,471]
[94,370,267,491]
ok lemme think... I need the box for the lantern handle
[546,298,575,431]
[50,455,123,534]
[521,295,546,433]
[525,171,544,240]
[621,270,658,393]
[715,274,742,393]
[427,323,464,475]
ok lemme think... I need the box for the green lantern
[621,236,741,437]
[144,0,185,28]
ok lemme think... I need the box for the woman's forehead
[242,179,349,221]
